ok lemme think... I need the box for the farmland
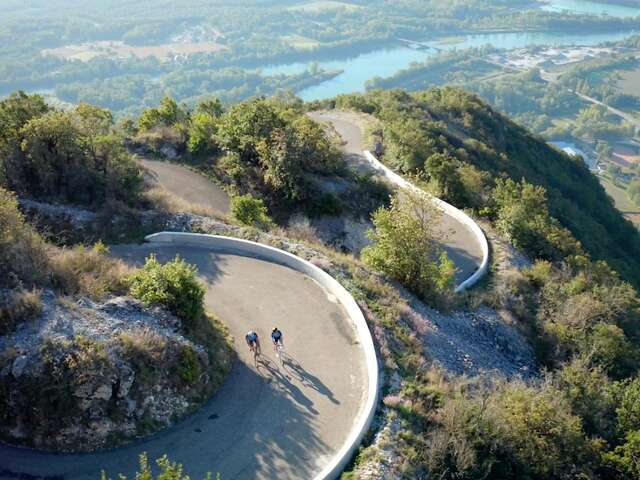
[600,176,640,227]
[42,40,227,62]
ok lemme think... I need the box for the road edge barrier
[363,151,490,292]
[145,232,380,480]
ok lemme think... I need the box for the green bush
[187,112,218,156]
[138,97,186,132]
[101,453,218,480]
[602,431,640,480]
[128,255,205,326]
[177,345,201,385]
[492,178,581,261]
[362,193,455,304]
[230,194,273,229]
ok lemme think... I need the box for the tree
[0,92,49,189]
[384,118,436,172]
[138,97,186,131]
[216,98,286,162]
[256,128,304,200]
[20,111,90,202]
[492,178,580,261]
[362,192,455,303]
[425,152,465,204]
[188,112,219,155]
[616,377,640,436]
[602,431,640,480]
[196,98,224,118]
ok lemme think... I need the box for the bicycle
[274,341,285,364]
[249,341,261,364]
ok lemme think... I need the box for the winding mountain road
[0,161,371,479]
[140,158,231,215]
[308,110,485,285]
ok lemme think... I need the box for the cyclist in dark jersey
[271,327,283,350]
[245,330,260,355]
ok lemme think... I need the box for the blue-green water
[263,29,638,101]
[541,0,640,18]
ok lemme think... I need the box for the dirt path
[308,110,484,285]
[0,243,369,480]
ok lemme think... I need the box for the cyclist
[271,327,284,351]
[245,330,260,356]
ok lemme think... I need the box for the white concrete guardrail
[145,232,379,480]
[363,151,490,292]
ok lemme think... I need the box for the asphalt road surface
[140,158,231,215]
[0,243,369,480]
[308,110,484,284]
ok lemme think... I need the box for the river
[262,29,638,101]
[541,0,640,18]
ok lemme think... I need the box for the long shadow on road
[0,359,332,480]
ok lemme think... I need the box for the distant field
[600,176,640,227]
[287,1,362,13]
[613,144,640,166]
[42,40,226,62]
[434,36,466,46]
[281,35,322,50]
[617,68,640,96]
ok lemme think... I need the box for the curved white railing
[145,232,379,480]
[363,151,490,292]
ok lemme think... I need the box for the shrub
[602,431,640,479]
[128,255,205,326]
[230,194,273,229]
[362,193,455,304]
[615,377,640,436]
[492,178,581,261]
[484,381,596,479]
[177,345,201,385]
[0,289,42,334]
[101,453,217,480]
[187,112,218,156]
[138,97,186,132]
[0,187,50,288]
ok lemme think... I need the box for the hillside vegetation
[3,86,640,477]
[0,163,232,450]
[132,95,390,224]
[321,87,640,286]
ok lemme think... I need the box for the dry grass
[49,245,133,299]
[144,184,227,220]
[0,188,51,288]
[135,127,186,150]
[0,289,42,334]
[285,214,321,244]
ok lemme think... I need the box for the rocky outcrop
[0,292,231,452]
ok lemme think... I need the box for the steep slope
[326,88,640,286]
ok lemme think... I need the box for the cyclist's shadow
[281,355,340,405]
[257,356,319,414]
